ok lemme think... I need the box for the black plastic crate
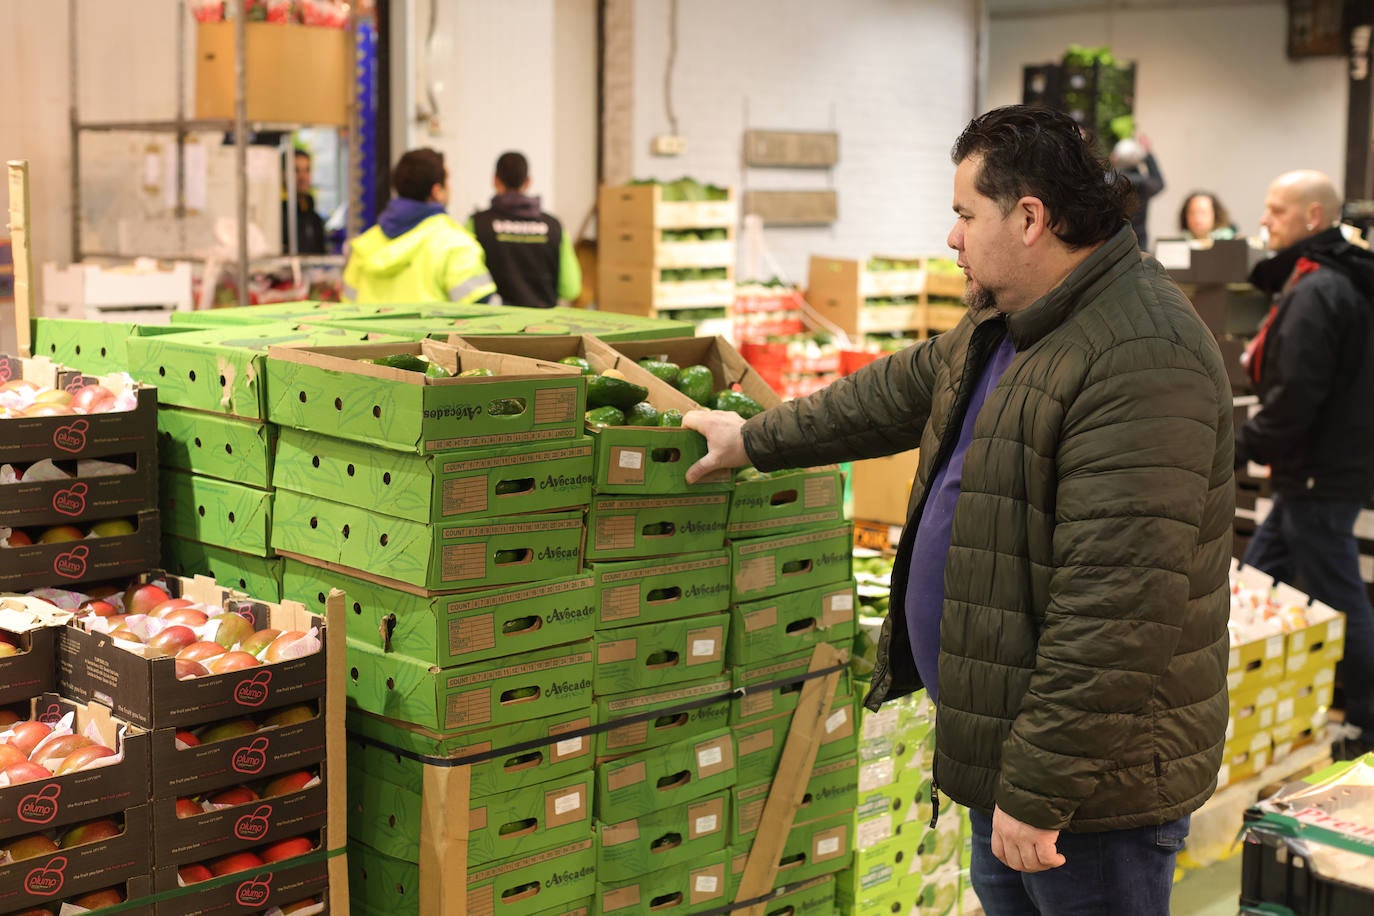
[1241,817,1374,915]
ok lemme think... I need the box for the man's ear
[1019,197,1049,246]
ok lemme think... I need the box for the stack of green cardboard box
[837,689,971,915]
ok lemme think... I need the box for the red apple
[7,721,52,756]
[264,630,314,663]
[70,384,116,414]
[207,786,259,807]
[208,850,264,876]
[0,709,19,727]
[174,658,210,681]
[149,598,196,618]
[1,833,59,861]
[78,599,117,618]
[103,614,130,628]
[3,760,53,784]
[68,887,124,910]
[197,717,258,745]
[58,817,121,849]
[0,640,18,659]
[31,733,93,767]
[55,744,116,776]
[87,518,135,538]
[37,524,83,544]
[175,797,202,819]
[0,744,28,769]
[32,388,72,407]
[0,379,39,393]
[263,704,315,728]
[206,651,260,674]
[174,729,200,748]
[123,583,170,615]
[178,863,212,885]
[209,613,255,650]
[237,627,282,658]
[260,835,314,863]
[263,770,315,798]
[163,607,209,627]
[147,625,197,653]
[3,528,34,547]
[177,641,227,664]
[108,627,144,644]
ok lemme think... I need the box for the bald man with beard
[1238,170,1374,760]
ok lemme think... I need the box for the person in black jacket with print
[1237,169,1374,759]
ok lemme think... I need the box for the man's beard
[964,283,997,313]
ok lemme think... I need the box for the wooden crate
[597,224,735,269]
[806,255,966,338]
[597,265,735,316]
[598,184,736,230]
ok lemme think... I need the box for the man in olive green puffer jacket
[685,106,1233,914]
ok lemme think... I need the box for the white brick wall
[630,0,979,285]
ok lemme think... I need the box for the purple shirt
[905,334,1016,702]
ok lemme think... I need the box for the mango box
[0,354,158,464]
[151,779,328,868]
[284,555,596,668]
[0,596,67,706]
[348,835,596,916]
[162,538,283,602]
[1226,681,1279,741]
[731,757,859,844]
[732,649,855,726]
[0,447,156,530]
[729,523,854,603]
[597,790,730,884]
[727,466,845,539]
[734,702,857,785]
[594,728,736,823]
[726,810,853,898]
[266,338,585,455]
[1287,601,1346,673]
[151,849,335,916]
[0,804,151,912]
[586,493,730,561]
[124,322,387,419]
[345,637,594,734]
[606,336,782,413]
[594,612,729,696]
[350,765,592,869]
[0,509,160,591]
[157,407,275,489]
[149,701,327,800]
[274,426,595,523]
[31,316,188,376]
[588,550,732,630]
[450,334,732,495]
[57,573,338,731]
[272,491,584,591]
[347,705,594,801]
[1227,629,1286,692]
[0,694,149,842]
[595,675,734,758]
[160,467,273,557]
[596,848,729,915]
[1220,729,1272,786]
[727,579,857,667]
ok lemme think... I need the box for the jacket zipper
[929,725,940,829]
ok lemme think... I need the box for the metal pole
[234,0,249,307]
[69,0,81,264]
[284,137,298,255]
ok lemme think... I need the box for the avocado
[558,355,594,375]
[637,359,681,385]
[369,353,430,373]
[674,365,715,405]
[658,409,684,427]
[458,367,495,377]
[712,389,764,419]
[625,401,660,426]
[587,374,649,410]
[585,406,626,429]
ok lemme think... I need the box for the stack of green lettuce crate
[256,336,599,915]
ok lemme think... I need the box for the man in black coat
[1237,169,1374,759]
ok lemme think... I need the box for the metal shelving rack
[67,0,360,307]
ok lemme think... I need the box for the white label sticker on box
[554,791,582,815]
[856,818,892,848]
[825,709,848,733]
[556,737,584,757]
[618,450,644,470]
[1228,648,1240,670]
[1265,635,1284,660]
[859,758,895,792]
[695,815,719,834]
[692,639,716,657]
[698,746,723,768]
[817,837,840,856]
[832,593,854,611]
[695,875,719,894]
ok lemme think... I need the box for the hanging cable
[663,0,680,135]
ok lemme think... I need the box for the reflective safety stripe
[449,273,494,302]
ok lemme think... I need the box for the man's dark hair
[495,151,529,190]
[392,148,446,202]
[294,149,311,162]
[951,105,1129,248]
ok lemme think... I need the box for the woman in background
[1180,191,1238,241]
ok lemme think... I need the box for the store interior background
[0,0,1350,296]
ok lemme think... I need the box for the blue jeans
[1243,494,1374,735]
[969,810,1188,915]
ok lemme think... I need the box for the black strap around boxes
[351,661,850,769]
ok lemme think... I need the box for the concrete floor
[1172,855,1243,915]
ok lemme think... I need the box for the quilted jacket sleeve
[741,338,943,471]
[996,336,1222,830]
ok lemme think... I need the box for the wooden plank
[743,130,840,168]
[6,161,34,357]
[742,190,837,226]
